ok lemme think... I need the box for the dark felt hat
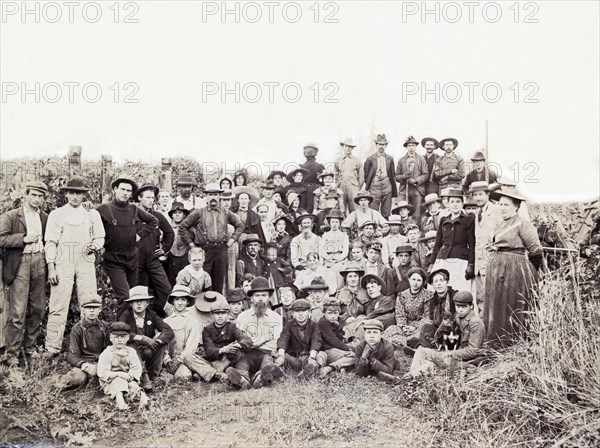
[290,299,312,311]
[267,170,287,180]
[439,138,458,149]
[111,177,138,194]
[133,183,159,202]
[168,201,190,218]
[109,321,131,335]
[360,274,386,295]
[303,276,330,291]
[60,176,89,193]
[247,276,274,296]
[429,268,450,284]
[326,209,345,221]
[374,134,389,145]
[421,137,439,148]
[286,168,310,183]
[471,151,486,161]
[403,135,419,147]
[227,288,247,303]
[353,191,374,205]
[391,201,415,216]
[339,263,365,278]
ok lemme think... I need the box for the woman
[430,188,475,293]
[219,177,233,191]
[272,215,295,261]
[233,171,247,187]
[419,268,457,349]
[336,264,368,319]
[484,189,542,349]
[286,168,310,211]
[286,191,308,222]
[383,267,433,350]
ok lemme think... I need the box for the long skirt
[483,252,538,349]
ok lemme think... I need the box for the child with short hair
[354,319,399,382]
[318,299,355,376]
[227,288,248,321]
[97,322,149,410]
[275,299,327,378]
[176,247,212,295]
[273,286,297,323]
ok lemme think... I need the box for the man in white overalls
[44,177,105,356]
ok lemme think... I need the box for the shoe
[402,346,416,357]
[140,373,154,392]
[377,371,401,384]
[261,363,285,380]
[212,371,229,383]
[2,356,19,368]
[25,349,42,360]
[319,366,334,378]
[225,368,250,390]
[302,361,318,378]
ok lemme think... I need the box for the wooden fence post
[160,158,173,192]
[68,146,82,177]
[101,155,113,203]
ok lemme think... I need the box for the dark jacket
[67,319,110,368]
[354,339,396,376]
[263,258,293,288]
[300,156,325,185]
[431,211,475,264]
[364,295,396,329]
[237,250,266,287]
[462,168,498,194]
[119,308,175,346]
[202,321,253,361]
[429,287,457,328]
[395,153,429,197]
[277,318,322,356]
[364,152,398,197]
[0,206,48,285]
[423,153,439,193]
[137,208,174,265]
[318,317,351,351]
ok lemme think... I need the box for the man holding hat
[44,177,106,356]
[421,137,440,195]
[96,177,160,317]
[0,181,48,366]
[364,134,397,218]
[433,138,465,191]
[335,137,364,213]
[179,183,244,295]
[174,173,205,210]
[395,136,429,221]
[462,151,498,194]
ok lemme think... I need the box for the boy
[176,247,212,296]
[273,286,297,323]
[274,299,327,378]
[405,224,426,268]
[418,230,437,272]
[227,288,248,321]
[409,291,485,376]
[318,299,355,376]
[420,193,444,233]
[303,276,330,322]
[241,273,256,296]
[463,196,480,215]
[119,286,175,391]
[354,319,399,381]
[97,321,149,410]
[61,293,110,389]
[203,303,253,387]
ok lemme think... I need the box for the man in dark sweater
[96,178,159,317]
[318,299,355,376]
[134,184,174,317]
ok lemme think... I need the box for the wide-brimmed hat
[303,142,319,152]
[111,177,138,194]
[240,233,262,245]
[60,176,89,193]
[203,183,224,194]
[273,215,296,234]
[318,170,335,181]
[420,230,437,242]
[168,202,190,218]
[391,201,415,216]
[471,151,486,161]
[439,138,458,149]
[267,170,287,180]
[339,263,365,278]
[194,291,228,313]
[394,244,415,254]
[340,137,357,148]
[124,285,153,302]
[273,187,287,198]
[440,188,464,199]
[324,188,341,200]
[168,285,195,304]
[421,137,439,148]
[469,181,490,193]
[133,183,159,202]
[429,268,450,284]
[326,209,345,221]
[489,188,526,203]
[220,189,234,199]
[403,135,419,147]
[286,168,310,183]
[233,185,260,209]
[423,193,443,206]
[262,180,276,190]
[361,274,386,295]
[387,215,403,226]
[303,276,330,291]
[175,173,196,186]
[353,191,374,205]
[247,276,274,296]
[374,134,389,145]
[294,213,317,225]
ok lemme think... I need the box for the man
[236,234,266,286]
[462,151,498,193]
[380,215,408,268]
[469,181,502,318]
[96,178,160,317]
[395,136,429,221]
[334,137,364,213]
[290,214,321,268]
[363,241,396,295]
[364,134,398,218]
[255,181,278,222]
[229,277,284,389]
[299,143,325,213]
[174,173,205,210]
[433,138,465,191]
[178,183,244,294]
[44,177,106,356]
[155,189,173,223]
[0,181,48,366]
[134,184,175,317]
[166,202,190,286]
[341,191,388,239]
[421,137,440,195]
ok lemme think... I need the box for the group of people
[0,135,545,410]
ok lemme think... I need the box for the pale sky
[1,0,598,202]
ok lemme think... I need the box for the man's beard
[254,301,268,316]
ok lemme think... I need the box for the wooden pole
[160,158,173,192]
[101,155,113,203]
[68,145,82,177]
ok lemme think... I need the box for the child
[318,299,355,376]
[405,224,426,268]
[176,247,212,295]
[390,201,417,235]
[61,293,110,389]
[381,216,408,268]
[203,303,253,388]
[346,241,366,270]
[227,288,248,321]
[463,196,479,215]
[119,286,175,391]
[354,319,399,381]
[409,291,485,376]
[319,209,349,270]
[274,299,327,378]
[273,215,294,261]
[273,286,297,323]
[97,321,149,410]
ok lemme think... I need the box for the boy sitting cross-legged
[318,299,356,377]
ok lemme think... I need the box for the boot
[140,372,154,392]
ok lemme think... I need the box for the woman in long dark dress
[484,189,543,349]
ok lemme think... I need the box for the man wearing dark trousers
[178,183,244,294]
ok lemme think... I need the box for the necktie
[477,208,483,223]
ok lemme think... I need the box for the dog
[434,311,461,351]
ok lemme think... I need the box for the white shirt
[23,206,43,253]
[236,307,282,354]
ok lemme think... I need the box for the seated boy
[318,299,355,376]
[97,322,149,410]
[176,247,212,295]
[227,288,247,321]
[274,299,327,378]
[62,293,110,389]
[409,291,485,377]
[119,286,175,391]
[354,319,399,382]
